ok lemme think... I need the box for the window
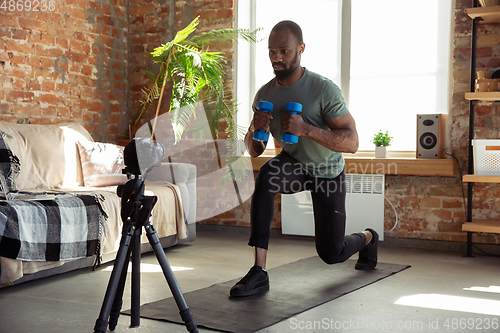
[236,0,452,152]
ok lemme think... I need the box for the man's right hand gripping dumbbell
[252,101,274,142]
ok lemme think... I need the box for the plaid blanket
[0,131,20,193]
[0,193,106,261]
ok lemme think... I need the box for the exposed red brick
[437,221,461,232]
[37,57,50,69]
[58,106,70,117]
[130,5,156,16]
[73,31,86,41]
[420,197,442,209]
[56,37,69,49]
[35,45,64,58]
[37,93,62,104]
[0,103,11,113]
[0,27,11,38]
[11,29,27,40]
[18,18,43,31]
[27,79,41,90]
[42,81,55,92]
[6,40,32,53]
[443,200,464,209]
[7,91,34,102]
[41,34,55,45]
[65,51,88,63]
[0,15,18,28]
[41,105,57,116]
[69,8,86,20]
[88,101,104,112]
[57,60,69,72]
[114,6,125,16]
[217,9,234,19]
[200,10,217,20]
[8,53,27,65]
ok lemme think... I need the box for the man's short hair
[271,20,303,44]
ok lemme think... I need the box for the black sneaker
[230,266,269,297]
[355,228,379,270]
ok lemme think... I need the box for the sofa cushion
[77,141,128,187]
[0,122,93,190]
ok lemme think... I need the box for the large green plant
[134,16,259,150]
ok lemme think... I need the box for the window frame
[235,0,453,156]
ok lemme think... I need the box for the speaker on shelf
[416,114,447,159]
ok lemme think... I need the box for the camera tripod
[93,175,198,333]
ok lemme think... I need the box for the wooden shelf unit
[462,220,500,233]
[463,4,500,257]
[463,174,500,183]
[251,156,457,176]
[466,5,500,24]
[465,92,500,101]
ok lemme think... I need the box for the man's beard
[273,51,299,81]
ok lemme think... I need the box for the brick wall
[0,0,129,141]
[0,0,235,141]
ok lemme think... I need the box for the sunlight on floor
[464,285,500,294]
[395,294,500,316]
[102,263,194,273]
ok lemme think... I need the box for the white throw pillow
[77,141,128,187]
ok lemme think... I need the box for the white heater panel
[281,174,384,240]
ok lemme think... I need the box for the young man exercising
[230,20,378,297]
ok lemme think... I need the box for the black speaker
[416,114,447,159]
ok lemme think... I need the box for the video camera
[123,138,165,178]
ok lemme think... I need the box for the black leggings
[249,152,366,264]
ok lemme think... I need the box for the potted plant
[372,130,392,158]
[130,17,259,181]
[133,16,258,146]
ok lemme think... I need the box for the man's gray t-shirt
[252,68,349,178]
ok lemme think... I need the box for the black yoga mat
[124,257,410,333]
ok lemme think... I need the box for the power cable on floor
[385,196,399,232]
[472,243,500,258]
[444,149,467,219]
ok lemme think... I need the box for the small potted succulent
[373,130,392,158]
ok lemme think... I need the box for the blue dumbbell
[281,102,303,144]
[252,101,274,142]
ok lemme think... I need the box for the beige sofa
[0,121,196,286]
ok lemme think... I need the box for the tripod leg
[94,222,135,333]
[130,225,142,327]
[144,222,199,333]
[108,242,132,331]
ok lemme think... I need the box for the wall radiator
[281,174,385,240]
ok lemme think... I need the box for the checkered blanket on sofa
[0,193,106,261]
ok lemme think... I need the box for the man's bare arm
[283,112,359,153]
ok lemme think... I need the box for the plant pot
[375,146,387,158]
